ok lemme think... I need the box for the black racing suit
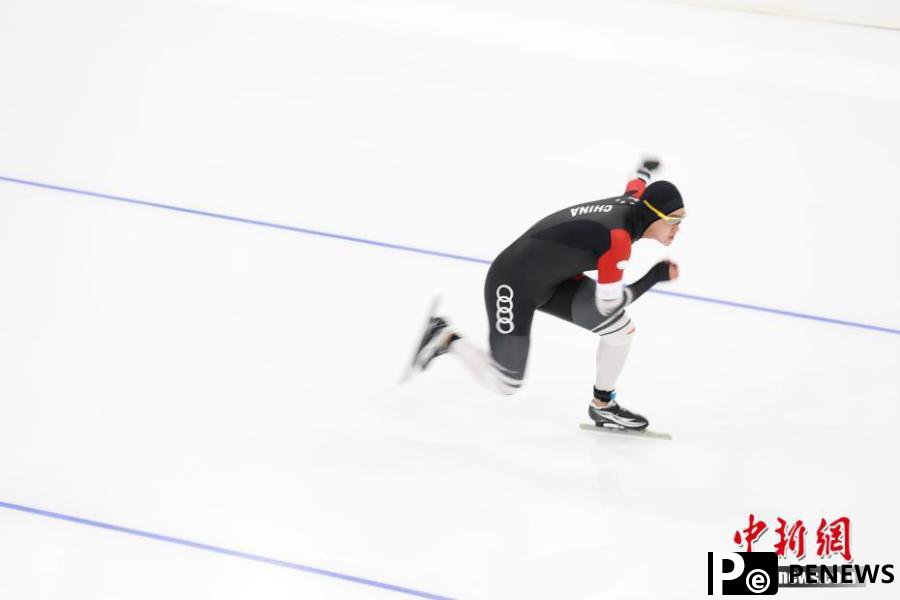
[484,193,668,382]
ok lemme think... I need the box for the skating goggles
[642,200,685,225]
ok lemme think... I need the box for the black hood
[627,180,684,237]
[626,203,660,239]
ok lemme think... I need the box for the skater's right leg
[446,335,526,395]
[442,263,538,395]
[415,318,530,395]
[414,258,538,395]
[408,313,529,395]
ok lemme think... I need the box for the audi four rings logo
[495,284,515,334]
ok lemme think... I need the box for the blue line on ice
[0,500,455,600]
[1,174,897,336]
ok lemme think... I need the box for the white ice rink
[1,1,899,598]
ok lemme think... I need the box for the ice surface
[0,1,898,598]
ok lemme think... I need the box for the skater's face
[643,209,685,246]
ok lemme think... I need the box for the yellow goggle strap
[642,199,684,223]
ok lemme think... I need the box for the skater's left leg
[539,277,647,428]
[586,312,647,428]
[592,311,635,399]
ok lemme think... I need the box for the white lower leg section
[449,338,521,395]
[594,320,635,391]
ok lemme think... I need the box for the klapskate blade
[579,423,672,441]
[399,295,441,383]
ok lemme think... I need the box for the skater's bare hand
[667,261,679,281]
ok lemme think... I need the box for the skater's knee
[489,364,524,395]
[598,320,635,346]
[495,378,524,396]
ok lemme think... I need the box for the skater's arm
[595,228,632,316]
[627,260,677,302]
[624,156,661,199]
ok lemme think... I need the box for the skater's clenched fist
[667,261,679,281]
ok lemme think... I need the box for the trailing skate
[401,297,457,382]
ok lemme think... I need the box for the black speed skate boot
[413,316,456,371]
[588,389,649,430]
[402,297,459,382]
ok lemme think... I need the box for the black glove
[641,157,661,172]
[626,261,674,303]
[652,260,673,282]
